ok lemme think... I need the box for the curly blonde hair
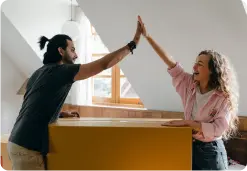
[198,50,239,140]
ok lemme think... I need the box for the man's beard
[63,55,74,64]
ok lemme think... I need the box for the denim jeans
[192,139,228,170]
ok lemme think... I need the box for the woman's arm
[138,16,176,69]
[161,120,202,132]
[198,112,229,140]
[163,101,230,141]
[145,35,176,69]
[138,16,193,107]
[186,120,202,131]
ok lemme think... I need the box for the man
[7,19,142,170]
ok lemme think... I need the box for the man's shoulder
[30,63,80,81]
[41,63,80,70]
[34,64,60,74]
[29,65,57,81]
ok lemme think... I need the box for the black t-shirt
[9,63,80,155]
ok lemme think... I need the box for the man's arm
[59,111,80,118]
[74,46,130,81]
[74,21,142,81]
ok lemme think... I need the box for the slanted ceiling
[77,0,247,115]
[1,0,73,59]
[1,0,247,115]
[1,12,42,77]
[1,0,74,92]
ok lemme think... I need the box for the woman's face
[193,54,211,84]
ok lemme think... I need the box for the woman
[137,16,239,170]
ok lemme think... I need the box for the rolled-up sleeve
[200,101,230,140]
[167,62,184,77]
[167,62,193,106]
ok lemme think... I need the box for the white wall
[1,12,42,77]
[1,51,26,134]
[2,0,75,59]
[2,0,246,116]
[77,0,247,115]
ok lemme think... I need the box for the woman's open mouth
[193,72,199,75]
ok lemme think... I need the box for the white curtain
[69,13,92,106]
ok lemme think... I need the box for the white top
[191,88,214,120]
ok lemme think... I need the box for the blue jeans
[192,139,228,170]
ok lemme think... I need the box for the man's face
[62,40,78,64]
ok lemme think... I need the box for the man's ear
[57,47,64,56]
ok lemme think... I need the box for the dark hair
[198,50,239,139]
[38,34,72,64]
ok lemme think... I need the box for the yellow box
[48,118,192,170]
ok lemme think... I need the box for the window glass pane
[120,69,124,76]
[92,57,111,75]
[91,24,108,53]
[242,0,247,12]
[91,25,96,35]
[93,78,111,97]
[120,78,139,98]
[91,35,109,54]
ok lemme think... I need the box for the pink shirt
[168,62,230,142]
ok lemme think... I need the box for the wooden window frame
[90,25,142,107]
[92,53,143,106]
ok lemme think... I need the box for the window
[91,25,142,106]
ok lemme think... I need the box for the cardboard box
[0,134,12,171]
[48,118,192,170]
